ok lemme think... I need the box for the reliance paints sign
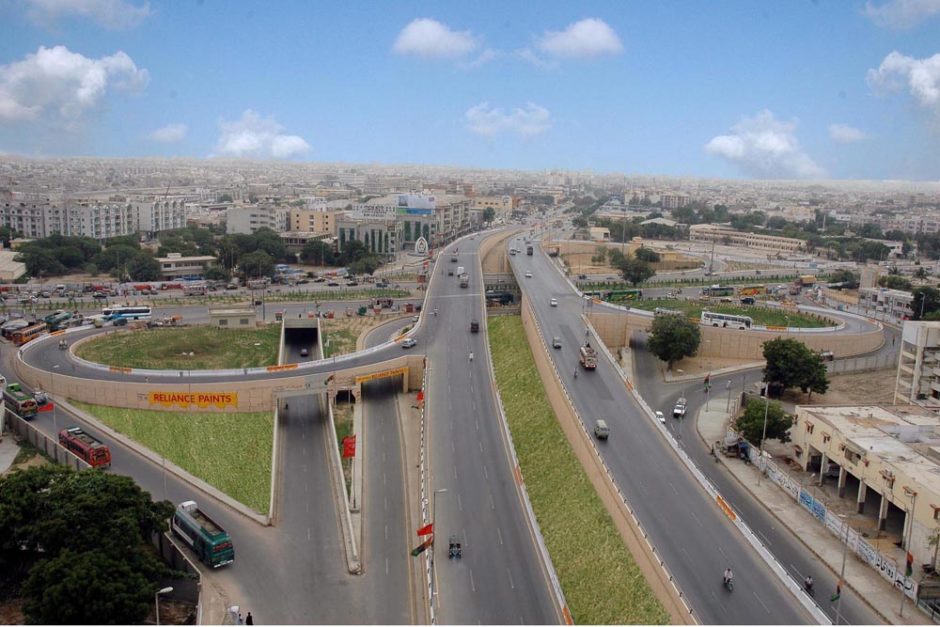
[148,391,238,409]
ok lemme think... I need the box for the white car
[655,411,666,424]
[402,338,417,349]
[525,271,533,278]
[550,298,558,307]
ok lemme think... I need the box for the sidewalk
[0,431,19,474]
[697,398,932,625]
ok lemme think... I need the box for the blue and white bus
[102,305,152,321]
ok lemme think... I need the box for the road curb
[324,394,362,575]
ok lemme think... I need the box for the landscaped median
[487,316,668,624]
[71,401,273,513]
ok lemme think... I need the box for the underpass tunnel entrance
[283,317,319,363]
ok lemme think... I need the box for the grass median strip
[488,316,668,624]
[71,401,273,513]
[631,298,830,328]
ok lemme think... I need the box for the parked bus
[702,285,735,297]
[738,285,766,296]
[58,426,112,469]
[183,282,208,296]
[101,305,152,321]
[701,311,753,329]
[11,322,47,346]
[607,288,643,302]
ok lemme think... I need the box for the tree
[859,223,884,239]
[912,287,940,320]
[93,245,141,275]
[239,250,275,278]
[763,338,829,398]
[734,398,792,445]
[15,250,66,277]
[482,207,496,223]
[828,269,859,289]
[619,257,654,286]
[301,240,335,266]
[878,274,912,291]
[349,255,381,275]
[914,266,929,280]
[126,254,162,281]
[204,265,231,281]
[218,193,233,202]
[634,247,661,263]
[571,216,588,229]
[648,314,701,370]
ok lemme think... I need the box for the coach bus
[11,322,48,346]
[101,305,152,321]
[700,311,753,330]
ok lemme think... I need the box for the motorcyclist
[469,351,474,362]
[433,308,438,316]
[723,568,734,585]
[573,368,578,379]
[804,575,814,591]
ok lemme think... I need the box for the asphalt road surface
[510,237,813,624]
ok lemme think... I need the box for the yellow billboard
[148,391,238,410]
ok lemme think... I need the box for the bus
[607,289,643,302]
[11,323,47,346]
[101,306,152,321]
[701,311,753,329]
[4,383,38,419]
[654,307,684,317]
[58,426,112,469]
[702,285,735,297]
[738,285,766,296]
[183,282,208,296]
[171,501,235,568]
[43,310,73,331]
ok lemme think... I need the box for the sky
[1,0,940,181]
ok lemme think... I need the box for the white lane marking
[385,525,388,540]
[386,558,390,576]
[479,441,484,453]
[497,527,504,545]
[384,496,388,511]
[307,527,311,541]
[758,529,772,546]
[753,591,770,613]
[668,481,679,496]
[507,568,515,590]
[453,466,458,480]
[451,440,455,453]
[489,494,495,510]
[483,464,488,480]
[457,494,463,511]
[469,568,476,592]
[383,472,387,485]
[475,419,480,431]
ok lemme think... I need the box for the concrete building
[470,195,515,220]
[895,321,940,409]
[226,206,288,234]
[689,223,804,253]
[589,226,611,242]
[661,194,691,210]
[336,211,402,258]
[157,253,217,279]
[208,307,257,328]
[0,250,26,281]
[858,287,914,320]
[130,198,188,236]
[279,231,333,254]
[288,206,339,235]
[791,404,940,571]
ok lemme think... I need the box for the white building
[858,287,914,320]
[226,206,288,234]
[130,198,188,236]
[895,321,940,410]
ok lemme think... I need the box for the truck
[58,426,112,469]
[459,273,469,288]
[526,245,534,256]
[798,275,817,287]
[579,342,598,369]
[171,501,235,568]
[4,383,38,419]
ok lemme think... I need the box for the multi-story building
[895,321,940,409]
[156,252,217,280]
[336,211,402,258]
[226,206,288,234]
[348,193,472,252]
[130,198,188,236]
[470,195,515,220]
[858,287,914,320]
[688,223,804,253]
[289,205,339,235]
[661,194,691,210]
[279,231,333,254]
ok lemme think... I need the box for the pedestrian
[245,612,253,625]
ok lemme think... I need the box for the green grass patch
[631,298,830,328]
[488,316,668,624]
[12,441,39,465]
[323,328,357,358]
[71,401,273,513]
[75,325,281,370]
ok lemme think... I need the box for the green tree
[571,216,588,229]
[859,223,884,239]
[762,338,829,398]
[349,255,381,275]
[15,250,66,277]
[634,247,661,263]
[126,254,162,281]
[93,245,141,275]
[218,193,233,202]
[301,240,335,266]
[239,250,275,278]
[828,269,859,289]
[914,266,929,280]
[734,398,792,444]
[204,265,231,281]
[878,274,913,291]
[912,287,940,320]
[619,257,655,286]
[482,207,496,223]
[648,314,701,370]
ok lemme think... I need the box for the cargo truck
[579,342,598,369]
[171,501,235,568]
[58,426,111,469]
[4,382,38,419]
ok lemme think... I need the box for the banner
[148,391,237,410]
[342,435,357,458]
[410,537,433,557]
[417,523,433,536]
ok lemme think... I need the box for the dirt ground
[321,312,408,356]
[668,356,758,377]
[795,368,897,406]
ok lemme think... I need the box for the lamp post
[836,516,848,625]
[757,382,770,487]
[431,488,447,607]
[155,586,173,625]
[901,487,918,618]
[725,379,732,413]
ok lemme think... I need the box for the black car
[327,281,340,287]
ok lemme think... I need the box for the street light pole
[758,382,770,486]
[155,586,173,625]
[431,488,447,607]
[836,516,848,625]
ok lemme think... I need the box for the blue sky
[1,0,939,180]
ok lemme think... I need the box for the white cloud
[705,110,824,179]
[0,45,148,125]
[24,0,152,29]
[863,0,940,29]
[515,48,556,70]
[459,49,498,70]
[392,18,479,59]
[464,102,551,138]
[867,50,940,111]
[148,122,187,143]
[215,110,310,159]
[536,18,623,58]
[828,123,868,143]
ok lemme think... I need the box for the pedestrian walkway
[697,398,933,625]
[0,429,19,474]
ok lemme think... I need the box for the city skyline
[0,0,939,181]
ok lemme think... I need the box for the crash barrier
[326,394,361,574]
[2,411,90,471]
[742,434,920,604]
[151,531,202,622]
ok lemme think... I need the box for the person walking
[245,612,254,625]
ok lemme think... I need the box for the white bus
[701,311,752,329]
[653,307,684,317]
[183,282,208,296]
[102,305,152,321]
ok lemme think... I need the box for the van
[594,420,610,440]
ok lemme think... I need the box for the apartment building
[470,195,515,219]
[895,321,940,409]
[688,223,804,253]
[129,198,188,236]
[289,206,339,235]
[156,252,217,279]
[858,287,914,320]
[790,404,940,572]
[661,194,691,210]
[336,211,402,257]
[226,206,288,234]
